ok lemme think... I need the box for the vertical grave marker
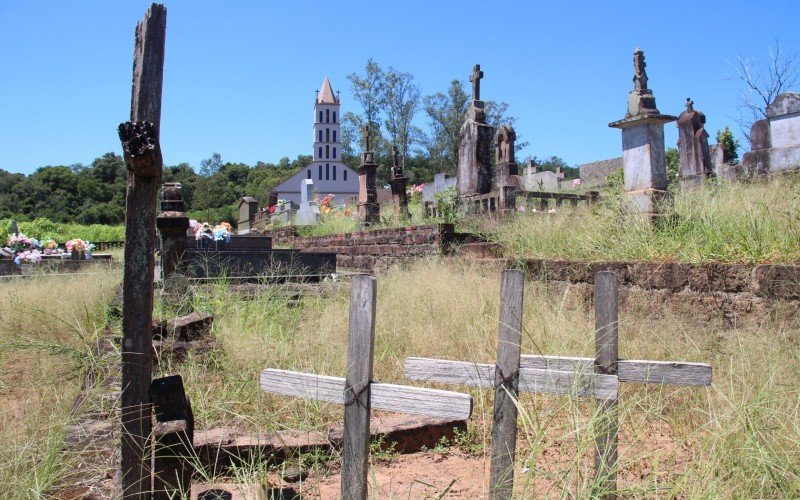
[404,270,711,499]
[118,3,166,497]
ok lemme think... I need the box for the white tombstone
[295,179,320,225]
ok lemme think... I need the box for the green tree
[423,80,470,175]
[665,147,680,183]
[716,126,740,163]
[383,67,421,165]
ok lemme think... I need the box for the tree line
[1,59,579,224]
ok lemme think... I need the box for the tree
[716,126,740,163]
[199,152,223,176]
[665,147,679,183]
[347,59,385,147]
[423,80,470,174]
[731,40,799,140]
[382,68,421,165]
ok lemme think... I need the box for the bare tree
[730,40,799,141]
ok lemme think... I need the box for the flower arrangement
[42,239,61,255]
[7,233,39,254]
[65,238,95,252]
[406,184,425,197]
[192,220,231,243]
[320,194,335,218]
[14,249,42,265]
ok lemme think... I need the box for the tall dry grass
[487,176,800,264]
[0,270,118,498]
[168,259,798,497]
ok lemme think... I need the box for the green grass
[483,176,800,264]
[0,217,125,244]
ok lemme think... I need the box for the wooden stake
[594,271,619,499]
[489,269,524,499]
[119,3,166,497]
[341,275,377,500]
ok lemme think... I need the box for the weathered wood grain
[119,4,166,497]
[259,370,472,420]
[595,271,619,500]
[342,274,376,500]
[520,355,712,387]
[490,270,524,500]
[403,358,618,401]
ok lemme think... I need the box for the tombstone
[156,183,190,279]
[295,178,320,225]
[388,145,409,219]
[422,172,456,203]
[710,143,738,181]
[742,92,800,176]
[676,98,713,188]
[456,64,494,196]
[493,125,518,187]
[519,159,565,192]
[358,125,380,225]
[608,48,677,220]
[237,197,258,233]
[9,220,19,237]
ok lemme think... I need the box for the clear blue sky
[1,1,798,175]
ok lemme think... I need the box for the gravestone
[608,48,677,219]
[388,145,409,219]
[358,125,380,225]
[676,98,713,188]
[742,92,800,176]
[493,125,518,208]
[422,172,456,203]
[456,64,494,196]
[237,197,258,233]
[520,159,564,192]
[156,183,190,279]
[9,220,19,236]
[295,179,319,225]
[710,143,738,181]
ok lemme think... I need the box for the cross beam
[469,63,484,100]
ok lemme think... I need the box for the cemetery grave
[2,3,800,499]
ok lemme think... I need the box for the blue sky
[1,1,798,175]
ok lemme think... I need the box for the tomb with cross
[457,63,494,196]
[404,270,712,499]
[388,145,410,219]
[357,125,380,225]
[260,275,473,500]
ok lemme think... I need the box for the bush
[0,218,125,244]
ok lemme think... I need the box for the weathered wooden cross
[259,275,473,500]
[404,270,712,500]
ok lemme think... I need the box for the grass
[0,217,125,244]
[152,259,798,497]
[0,270,119,498]
[483,175,800,264]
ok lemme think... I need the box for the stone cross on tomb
[470,64,484,100]
[685,97,694,112]
[404,270,712,499]
[260,275,472,500]
[363,124,372,152]
[633,47,648,91]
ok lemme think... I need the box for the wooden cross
[260,275,472,500]
[404,270,712,500]
[470,64,484,100]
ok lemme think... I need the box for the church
[273,77,359,205]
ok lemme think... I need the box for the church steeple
[317,76,338,104]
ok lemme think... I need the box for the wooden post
[119,3,166,497]
[594,271,619,499]
[489,270,525,499]
[341,275,377,500]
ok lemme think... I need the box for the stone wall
[265,224,456,272]
[519,259,799,325]
[578,157,623,186]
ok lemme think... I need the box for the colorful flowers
[65,238,94,252]
[406,183,425,196]
[572,179,581,187]
[6,233,39,253]
[14,249,42,265]
[191,220,231,243]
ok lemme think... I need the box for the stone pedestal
[156,183,190,279]
[389,177,409,219]
[676,100,713,189]
[609,115,676,217]
[358,153,380,225]
[456,100,494,196]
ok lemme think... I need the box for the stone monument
[295,178,320,225]
[388,145,409,219]
[358,125,380,225]
[609,48,677,219]
[9,220,19,237]
[741,92,800,176]
[156,183,190,279]
[456,64,494,196]
[676,98,713,188]
[493,124,518,208]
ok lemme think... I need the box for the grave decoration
[65,238,96,260]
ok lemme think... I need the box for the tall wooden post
[489,269,524,499]
[341,275,377,500]
[594,271,619,499]
[118,4,166,497]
